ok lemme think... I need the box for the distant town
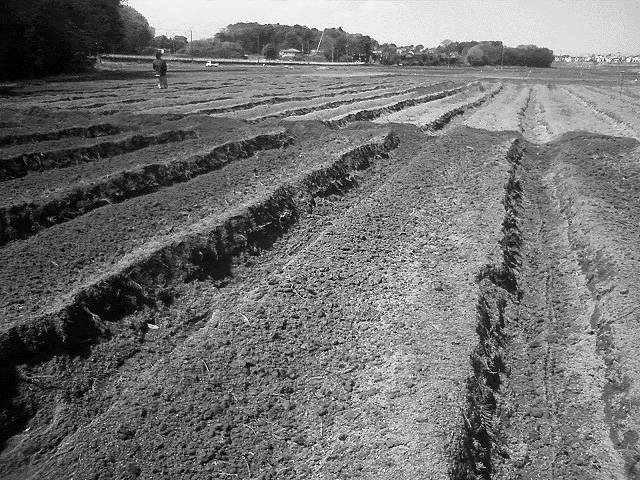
[556,53,640,64]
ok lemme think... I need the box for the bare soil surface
[374,82,498,125]
[0,126,515,480]
[463,83,530,132]
[0,116,269,206]
[2,64,640,479]
[285,81,459,123]
[494,134,638,480]
[0,122,392,327]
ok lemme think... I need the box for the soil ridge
[0,132,399,369]
[0,130,293,245]
[323,83,475,128]
[449,138,524,479]
[0,130,198,181]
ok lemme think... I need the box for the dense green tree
[119,5,153,54]
[146,35,189,54]
[466,42,503,66]
[521,46,554,67]
[216,22,282,54]
[1,0,124,79]
[321,28,347,61]
[172,37,188,53]
[261,43,278,60]
[283,31,302,50]
[379,43,400,65]
[185,39,244,58]
[465,42,553,67]
[214,22,377,60]
[349,34,374,61]
[150,35,172,50]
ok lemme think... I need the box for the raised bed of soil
[464,83,531,132]
[0,126,518,479]
[285,81,459,123]
[0,122,396,344]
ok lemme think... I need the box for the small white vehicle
[205,60,219,67]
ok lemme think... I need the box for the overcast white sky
[123,0,640,55]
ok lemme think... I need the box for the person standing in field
[152,51,168,89]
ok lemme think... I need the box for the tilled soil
[463,83,530,132]
[2,67,640,479]
[0,126,515,479]
[0,122,393,326]
[0,116,273,206]
[374,82,497,125]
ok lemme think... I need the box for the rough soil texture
[0,126,514,480]
[0,127,293,245]
[374,82,500,126]
[2,65,640,479]
[288,81,460,124]
[0,116,273,206]
[463,83,530,132]
[0,122,393,329]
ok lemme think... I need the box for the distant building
[174,35,188,44]
[554,53,640,63]
[280,48,302,59]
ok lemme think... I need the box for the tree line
[1,0,159,79]
[209,23,377,62]
[465,42,554,68]
[190,26,553,67]
[2,0,125,79]
[377,41,554,68]
[0,2,555,80]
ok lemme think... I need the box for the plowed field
[1,63,640,480]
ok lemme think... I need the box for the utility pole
[501,43,505,69]
[190,30,193,61]
[316,28,325,54]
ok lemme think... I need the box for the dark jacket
[152,58,167,76]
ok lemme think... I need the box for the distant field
[1,61,640,480]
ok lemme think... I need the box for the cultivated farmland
[1,63,640,480]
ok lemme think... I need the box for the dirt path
[374,84,502,126]
[544,136,640,479]
[496,142,620,479]
[465,133,640,480]
[463,83,530,132]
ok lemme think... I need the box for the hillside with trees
[181,39,245,59]
[466,42,554,67]
[119,5,154,54]
[1,0,124,79]
[377,41,554,68]
[213,23,377,62]
[0,1,162,79]
[0,4,556,80]
[214,23,323,56]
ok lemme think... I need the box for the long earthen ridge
[0,131,294,245]
[0,130,198,181]
[449,138,524,479]
[323,84,474,128]
[0,132,400,369]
